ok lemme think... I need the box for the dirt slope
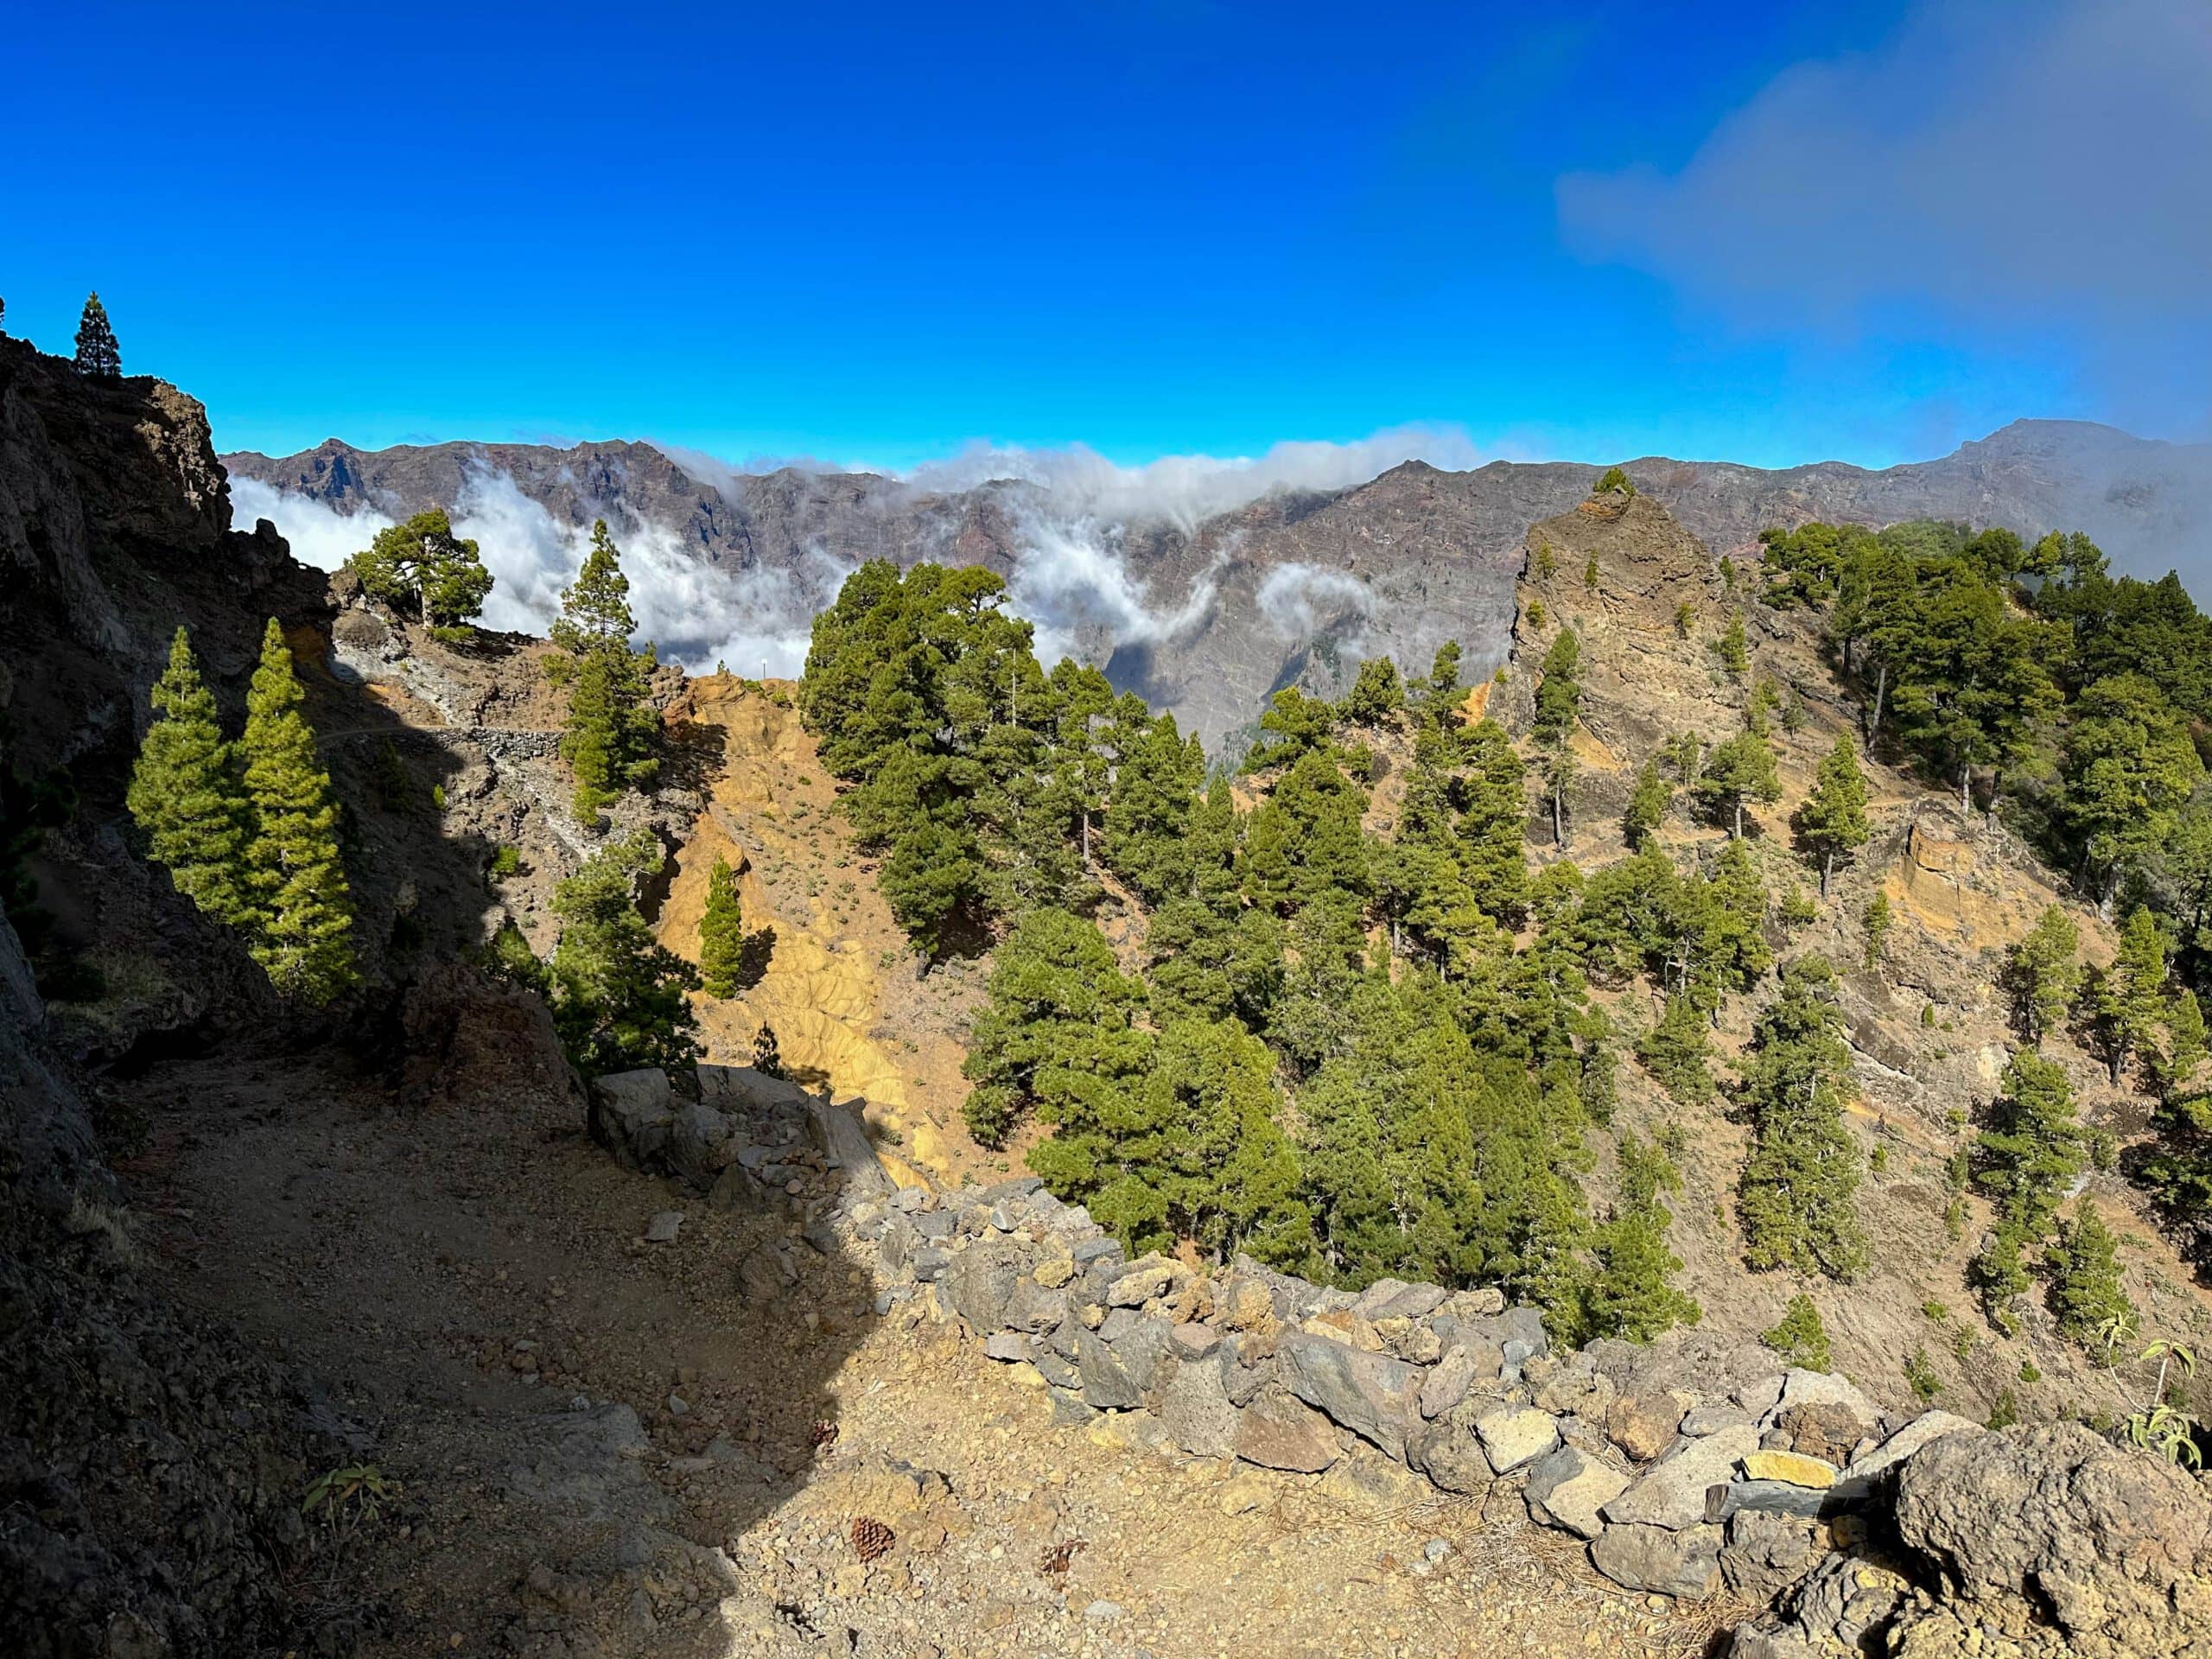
[656,677,988,1190]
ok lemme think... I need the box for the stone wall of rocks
[593,1064,2212,1649]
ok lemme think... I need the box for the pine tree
[239,619,357,1001]
[1033,1015,1313,1271]
[1584,1135,1700,1341]
[1736,957,1866,1281]
[1794,736,1871,896]
[2087,906,2171,1086]
[1861,891,1891,969]
[348,508,493,628]
[548,521,662,816]
[962,906,1150,1147]
[2000,906,2081,1047]
[1624,759,1670,849]
[551,519,638,652]
[1969,1224,2031,1334]
[127,626,251,925]
[1637,995,1716,1105]
[1760,1294,1832,1370]
[753,1023,785,1078]
[73,292,120,378]
[1533,629,1582,746]
[1336,658,1404,728]
[1716,610,1750,677]
[1695,729,1780,836]
[1593,466,1636,496]
[1458,719,1530,925]
[1974,1048,2084,1239]
[2046,1204,2134,1351]
[1584,554,1601,593]
[549,831,700,1076]
[697,855,745,997]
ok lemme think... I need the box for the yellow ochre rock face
[1738,1451,1839,1489]
[653,677,984,1189]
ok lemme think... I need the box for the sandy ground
[121,1047,1734,1659]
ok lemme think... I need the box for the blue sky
[4,0,2205,471]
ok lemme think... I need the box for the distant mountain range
[224,420,2212,755]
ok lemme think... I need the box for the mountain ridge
[223,418,2212,757]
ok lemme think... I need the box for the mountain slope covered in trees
[791,472,2212,1421]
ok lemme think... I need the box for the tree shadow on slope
[129,1028,885,1657]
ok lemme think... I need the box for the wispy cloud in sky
[1556,0,2212,430]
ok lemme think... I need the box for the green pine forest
[797,512,2212,1351]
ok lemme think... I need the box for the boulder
[1764,1369,1877,1431]
[1739,1451,1838,1490]
[1606,1389,1683,1463]
[1728,1552,1912,1659]
[1522,1444,1629,1540]
[1775,1401,1877,1465]
[737,1240,798,1304]
[1107,1261,1178,1307]
[589,1069,673,1168]
[1406,1409,1493,1496]
[1236,1386,1342,1473]
[1680,1401,1754,1436]
[1075,1329,1146,1411]
[1276,1332,1422,1459]
[806,1096,895,1199]
[1474,1406,1560,1475]
[1603,1425,1762,1530]
[1159,1356,1240,1459]
[1351,1279,1448,1322]
[1320,1452,1430,1510]
[982,1332,1028,1363]
[1103,1314,1175,1402]
[1840,1409,1982,1483]
[1420,1344,1482,1420]
[668,1099,737,1187]
[1889,1421,2212,1659]
[697,1064,811,1111]
[1001,1278,1070,1334]
[1719,1510,1825,1604]
[1589,1522,1723,1599]
[941,1242,1033,1334]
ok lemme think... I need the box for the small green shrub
[488,844,523,879]
[1904,1346,1943,1402]
[1760,1294,1831,1371]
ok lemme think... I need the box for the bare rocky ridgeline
[6,333,2212,1655]
[222,418,2212,757]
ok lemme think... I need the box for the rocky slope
[1483,485,2212,1425]
[225,419,2212,755]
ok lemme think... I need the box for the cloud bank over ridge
[233,426,1462,676]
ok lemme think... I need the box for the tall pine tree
[550,832,701,1075]
[552,521,660,816]
[240,619,357,1002]
[1736,957,1866,1280]
[73,292,120,378]
[1794,735,1871,895]
[697,855,746,997]
[127,626,251,926]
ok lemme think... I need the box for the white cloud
[1555,0,2212,418]
[232,467,838,678]
[237,424,1463,678]
[232,476,392,572]
[897,425,1480,533]
[1255,562,1376,643]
